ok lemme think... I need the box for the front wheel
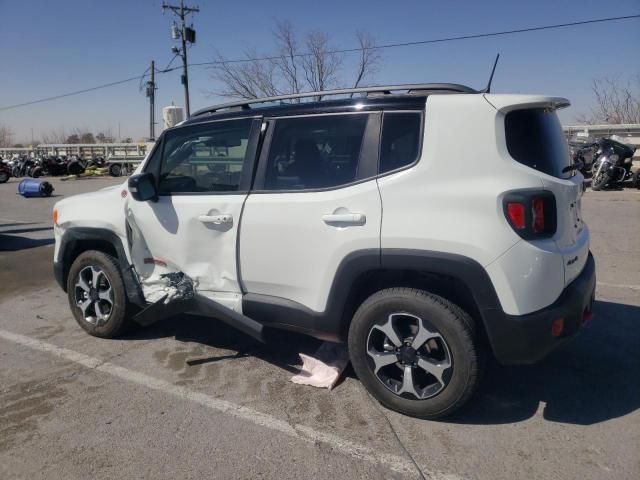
[591,169,609,191]
[348,288,481,419]
[0,171,9,183]
[632,170,640,190]
[66,250,133,338]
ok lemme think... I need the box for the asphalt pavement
[1,175,639,480]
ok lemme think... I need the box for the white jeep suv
[53,84,595,418]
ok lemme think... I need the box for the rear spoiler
[483,94,570,113]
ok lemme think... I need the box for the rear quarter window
[505,108,572,179]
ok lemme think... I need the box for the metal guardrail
[0,142,154,159]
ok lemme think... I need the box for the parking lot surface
[1,176,639,480]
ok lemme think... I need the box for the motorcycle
[11,155,37,178]
[0,161,11,183]
[569,141,598,177]
[591,137,637,191]
[38,155,68,176]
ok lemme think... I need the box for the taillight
[503,191,556,239]
[506,203,526,229]
[532,198,545,233]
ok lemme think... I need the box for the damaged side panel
[124,194,248,306]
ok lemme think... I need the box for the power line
[1,13,638,112]
[163,14,640,70]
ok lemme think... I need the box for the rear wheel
[0,171,9,183]
[632,170,640,190]
[66,250,132,338]
[109,164,122,177]
[348,288,481,419]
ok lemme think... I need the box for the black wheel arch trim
[54,227,145,307]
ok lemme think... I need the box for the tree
[66,134,80,144]
[41,128,67,144]
[80,132,95,144]
[210,21,382,100]
[0,125,13,148]
[577,75,640,124]
[96,129,115,144]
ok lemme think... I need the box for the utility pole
[162,0,199,117]
[145,60,157,140]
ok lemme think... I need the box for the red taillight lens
[504,191,556,239]
[551,317,565,337]
[507,203,526,229]
[532,198,545,233]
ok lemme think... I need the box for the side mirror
[128,172,158,202]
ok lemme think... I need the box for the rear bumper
[488,252,596,365]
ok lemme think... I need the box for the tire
[109,163,122,177]
[0,171,9,183]
[348,288,481,419]
[632,170,640,190]
[67,160,84,176]
[591,170,609,191]
[66,250,133,338]
[31,167,43,178]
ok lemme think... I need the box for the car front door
[126,117,261,309]
[239,112,382,313]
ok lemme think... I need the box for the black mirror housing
[128,172,158,202]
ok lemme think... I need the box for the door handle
[198,214,233,225]
[322,213,366,225]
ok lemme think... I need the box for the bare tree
[209,21,381,101]
[41,128,67,144]
[577,75,640,124]
[352,31,382,90]
[301,30,342,99]
[273,21,302,96]
[0,125,13,148]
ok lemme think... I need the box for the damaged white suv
[53,83,595,418]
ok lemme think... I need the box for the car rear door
[239,112,382,313]
[126,117,262,308]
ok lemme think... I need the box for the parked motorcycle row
[569,136,639,190]
[0,154,107,183]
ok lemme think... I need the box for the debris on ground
[291,342,350,390]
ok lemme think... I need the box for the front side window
[263,114,369,190]
[379,112,422,174]
[158,119,252,194]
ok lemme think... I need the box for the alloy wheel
[366,312,452,399]
[74,266,114,326]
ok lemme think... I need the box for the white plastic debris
[290,342,350,390]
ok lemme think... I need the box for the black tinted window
[264,114,368,190]
[505,109,571,179]
[158,119,252,193]
[380,112,422,173]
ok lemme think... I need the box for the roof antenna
[482,53,500,93]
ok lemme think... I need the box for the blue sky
[0,0,638,142]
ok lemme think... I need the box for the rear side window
[263,114,368,190]
[379,112,422,174]
[505,108,571,179]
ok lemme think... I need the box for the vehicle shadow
[448,300,640,425]
[121,299,639,426]
[0,233,55,251]
[122,313,322,375]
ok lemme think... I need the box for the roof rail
[192,83,478,116]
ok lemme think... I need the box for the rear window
[505,108,572,179]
